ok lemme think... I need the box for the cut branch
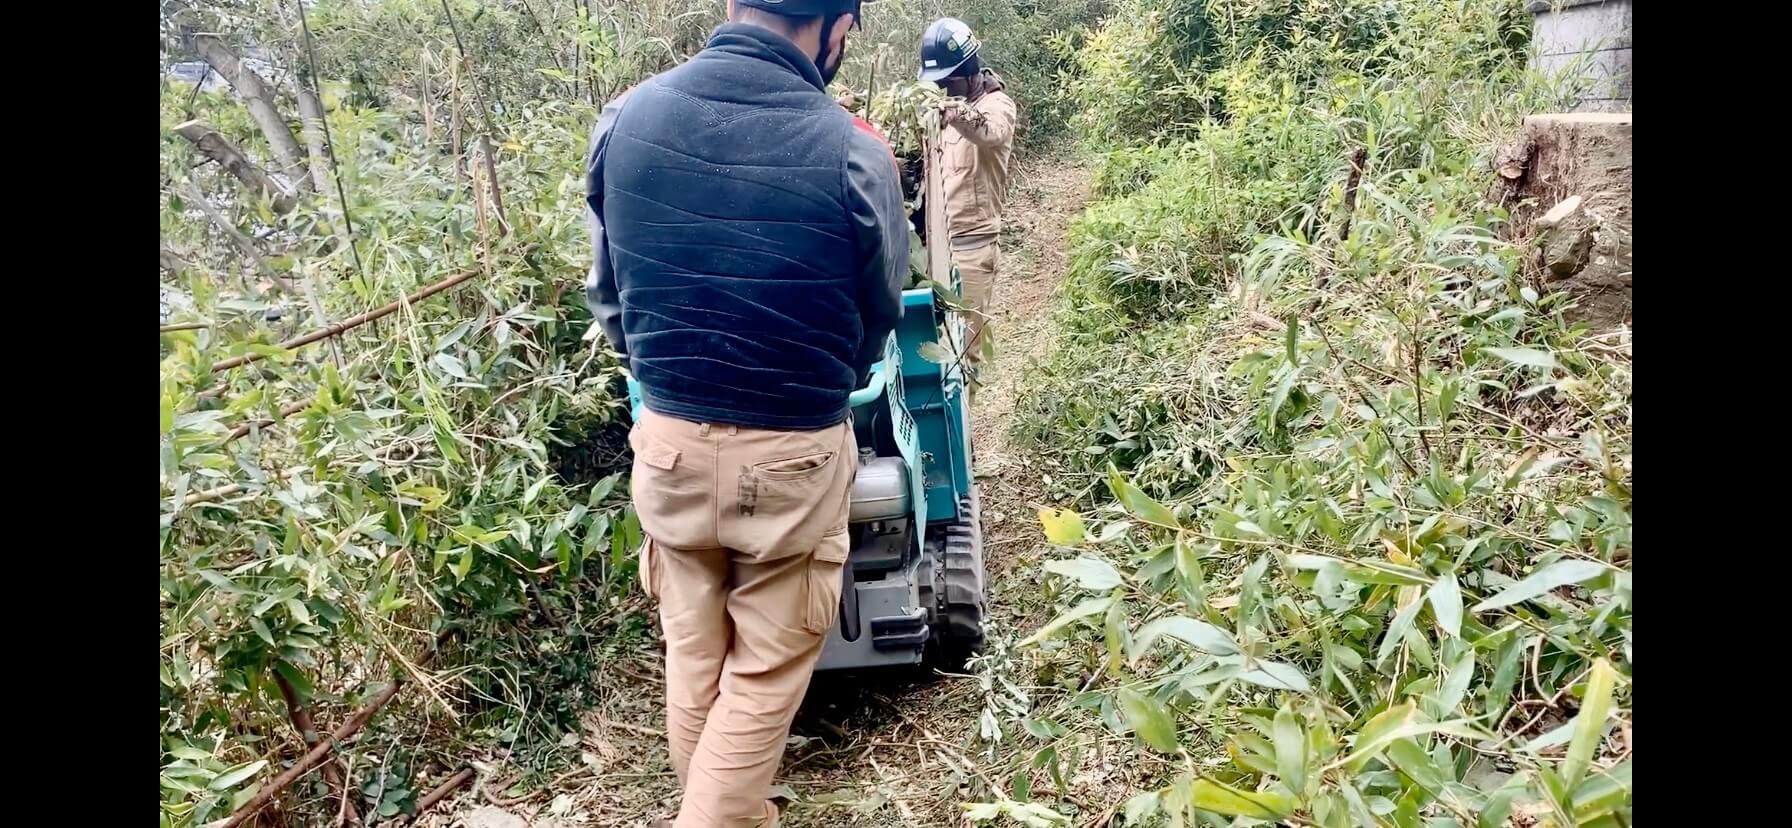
[273,672,359,826]
[405,767,475,822]
[212,678,405,828]
[183,481,247,508]
[174,121,298,214]
[210,269,479,372]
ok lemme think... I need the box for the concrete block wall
[1528,0,1632,112]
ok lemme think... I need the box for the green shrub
[158,90,639,824]
[158,2,665,822]
[991,1,1631,825]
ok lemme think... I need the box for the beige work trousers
[630,408,856,827]
[951,241,1000,376]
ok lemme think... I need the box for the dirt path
[774,150,1092,828]
[451,150,1091,828]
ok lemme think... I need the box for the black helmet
[918,17,980,82]
[736,0,863,17]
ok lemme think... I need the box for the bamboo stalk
[211,680,405,828]
[273,672,360,825]
[209,270,478,373]
[404,767,475,822]
[224,399,311,444]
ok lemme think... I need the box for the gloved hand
[939,98,980,127]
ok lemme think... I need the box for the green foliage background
[160,0,1630,825]
[990,1,1632,826]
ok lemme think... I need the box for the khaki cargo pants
[951,241,1000,379]
[630,408,856,827]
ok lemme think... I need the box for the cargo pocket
[800,529,850,636]
[630,425,711,550]
[637,537,661,602]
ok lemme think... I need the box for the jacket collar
[969,68,1005,103]
[705,23,827,92]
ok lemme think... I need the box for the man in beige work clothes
[585,2,907,825]
[919,17,1017,383]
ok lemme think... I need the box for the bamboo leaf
[1020,597,1115,646]
[1472,561,1607,612]
[1118,688,1179,753]
[1044,556,1124,591]
[1038,508,1086,546]
[1562,659,1617,788]
[1188,778,1298,819]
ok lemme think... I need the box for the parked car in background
[167,55,280,93]
[168,60,225,92]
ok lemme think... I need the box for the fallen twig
[404,767,475,823]
[212,679,405,828]
[274,671,360,825]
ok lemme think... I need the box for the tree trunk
[294,87,333,195]
[295,85,357,259]
[174,121,298,214]
[272,672,359,825]
[167,0,308,183]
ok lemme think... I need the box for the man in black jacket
[584,2,906,825]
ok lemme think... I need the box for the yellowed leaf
[1038,508,1086,546]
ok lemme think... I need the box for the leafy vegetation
[989,0,1632,825]
[158,1,1119,824]
[158,1,677,823]
[159,0,1630,825]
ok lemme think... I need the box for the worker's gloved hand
[940,98,982,128]
[939,98,965,125]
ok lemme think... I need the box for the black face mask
[815,13,846,85]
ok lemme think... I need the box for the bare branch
[160,244,196,274]
[178,179,269,273]
[404,768,475,823]
[210,269,480,372]
[174,120,298,214]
